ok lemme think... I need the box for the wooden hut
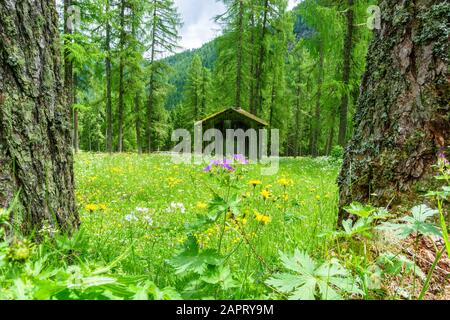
[194,107,268,158]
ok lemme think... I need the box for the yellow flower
[282,193,289,201]
[278,178,293,187]
[8,240,33,262]
[254,210,271,225]
[111,167,123,174]
[260,189,271,200]
[85,204,99,212]
[241,192,251,199]
[196,202,208,210]
[316,195,321,201]
[249,179,262,187]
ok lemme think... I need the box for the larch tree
[63,0,76,151]
[145,0,180,152]
[183,54,209,122]
[339,0,450,213]
[0,0,79,232]
[105,0,113,153]
[117,0,127,153]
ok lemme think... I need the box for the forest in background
[64,0,375,156]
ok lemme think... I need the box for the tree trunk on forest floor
[0,0,79,233]
[339,0,450,217]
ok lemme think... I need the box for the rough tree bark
[0,0,79,232]
[339,0,450,214]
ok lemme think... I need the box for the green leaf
[168,236,221,275]
[266,251,362,300]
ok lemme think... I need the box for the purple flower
[203,159,235,172]
[439,152,449,166]
[233,154,249,165]
[221,158,235,172]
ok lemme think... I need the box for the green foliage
[266,250,362,300]
[330,145,344,162]
[378,205,441,239]
[168,236,222,276]
[377,253,425,280]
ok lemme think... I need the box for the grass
[74,152,340,298]
[1,152,448,300]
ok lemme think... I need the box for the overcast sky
[174,0,299,52]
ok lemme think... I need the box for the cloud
[174,0,226,51]
[174,0,300,52]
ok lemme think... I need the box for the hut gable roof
[195,107,269,127]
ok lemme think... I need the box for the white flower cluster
[164,202,186,214]
[124,207,154,226]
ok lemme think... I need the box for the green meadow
[75,153,339,298]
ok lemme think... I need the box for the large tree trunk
[0,0,79,232]
[339,0,450,213]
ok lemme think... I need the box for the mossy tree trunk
[339,0,450,214]
[0,0,79,232]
